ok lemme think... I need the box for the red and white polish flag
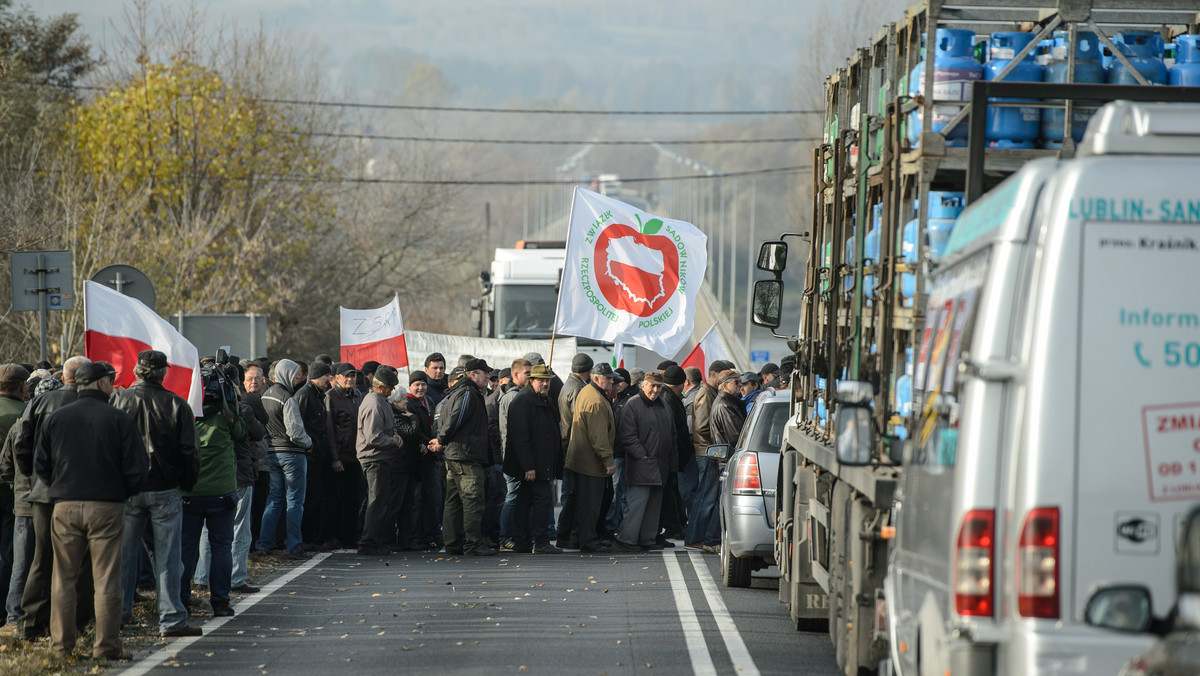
[83,280,204,413]
[340,294,408,368]
[680,322,733,375]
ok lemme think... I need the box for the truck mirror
[705,444,730,461]
[1083,585,1152,633]
[752,279,783,329]
[1177,505,1200,594]
[757,241,788,273]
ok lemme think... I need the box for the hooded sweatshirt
[261,359,312,453]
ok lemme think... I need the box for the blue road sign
[48,294,62,308]
[750,350,770,363]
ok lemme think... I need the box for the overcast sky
[41,0,826,105]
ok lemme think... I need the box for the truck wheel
[722,536,752,588]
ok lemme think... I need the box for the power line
[303,131,821,146]
[34,82,820,116]
[278,165,811,186]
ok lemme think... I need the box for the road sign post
[9,250,74,363]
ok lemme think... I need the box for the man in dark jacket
[405,371,440,550]
[422,353,449,408]
[656,365,692,543]
[481,370,509,549]
[430,359,496,556]
[110,350,202,637]
[355,366,401,556]
[503,364,562,554]
[35,361,148,660]
[14,355,90,641]
[614,372,676,552]
[712,373,748,448]
[295,361,332,548]
[254,359,312,557]
[0,363,29,632]
[685,360,736,552]
[325,363,363,549]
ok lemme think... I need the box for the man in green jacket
[564,364,616,554]
[181,365,245,618]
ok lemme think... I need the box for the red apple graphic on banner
[594,217,680,318]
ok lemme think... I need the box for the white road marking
[663,549,718,675]
[120,552,331,676]
[688,550,762,676]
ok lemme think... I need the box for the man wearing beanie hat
[554,353,593,548]
[109,350,203,637]
[429,358,496,556]
[295,361,334,548]
[655,365,692,543]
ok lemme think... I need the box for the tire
[721,532,752,588]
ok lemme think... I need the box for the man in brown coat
[563,364,616,553]
[684,359,735,552]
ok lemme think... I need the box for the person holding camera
[180,363,246,618]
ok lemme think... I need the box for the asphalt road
[118,548,838,676]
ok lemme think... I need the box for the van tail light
[955,509,995,616]
[1017,507,1060,619]
[732,453,762,493]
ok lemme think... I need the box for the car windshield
[495,285,557,339]
[739,399,790,453]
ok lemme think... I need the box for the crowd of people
[0,347,791,660]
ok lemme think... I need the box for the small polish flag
[340,294,408,368]
[680,322,734,375]
[612,342,625,370]
[83,280,204,413]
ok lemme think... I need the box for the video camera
[200,348,240,419]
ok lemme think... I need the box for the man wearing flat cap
[564,363,617,553]
[713,372,748,450]
[503,364,562,554]
[684,359,736,552]
[325,362,364,549]
[613,372,676,552]
[430,358,496,556]
[355,366,402,555]
[35,361,148,660]
[758,363,780,389]
[739,371,764,413]
[110,350,202,637]
[295,361,333,548]
[554,353,593,548]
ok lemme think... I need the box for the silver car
[717,391,789,587]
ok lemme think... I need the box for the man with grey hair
[110,350,202,637]
[355,366,401,556]
[35,361,148,660]
[14,355,90,641]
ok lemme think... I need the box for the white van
[882,102,1200,675]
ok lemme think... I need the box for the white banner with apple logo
[552,187,708,358]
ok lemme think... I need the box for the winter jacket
[611,387,637,459]
[109,380,201,493]
[558,373,588,450]
[565,382,615,478]
[659,386,694,472]
[712,390,748,448]
[261,359,312,453]
[16,385,79,503]
[502,385,560,481]
[235,401,267,488]
[325,384,362,465]
[497,384,521,457]
[0,424,30,516]
[189,410,245,497]
[425,376,449,408]
[295,380,330,462]
[690,381,718,457]
[392,400,426,473]
[618,390,676,487]
[0,394,24,504]
[484,386,508,466]
[241,392,270,474]
[406,393,436,476]
[356,390,399,462]
[435,378,490,465]
[34,390,148,502]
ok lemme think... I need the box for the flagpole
[548,186,580,369]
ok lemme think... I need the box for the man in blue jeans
[109,351,203,637]
[255,359,312,558]
[684,360,735,552]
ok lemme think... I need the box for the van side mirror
[835,381,874,466]
[706,444,730,461]
[752,279,783,329]
[757,241,788,273]
[1083,585,1153,633]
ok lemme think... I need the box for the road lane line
[120,552,331,676]
[663,550,718,675]
[688,550,762,676]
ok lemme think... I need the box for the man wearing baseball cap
[502,364,563,554]
[430,358,497,556]
[325,363,364,549]
[35,361,148,660]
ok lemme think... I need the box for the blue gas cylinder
[1171,35,1200,85]
[814,376,827,424]
[863,204,882,304]
[901,217,917,303]
[844,234,855,296]
[894,349,914,440]
[927,191,964,260]
[985,32,1045,145]
[1107,31,1168,85]
[1042,31,1106,146]
[907,29,982,147]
